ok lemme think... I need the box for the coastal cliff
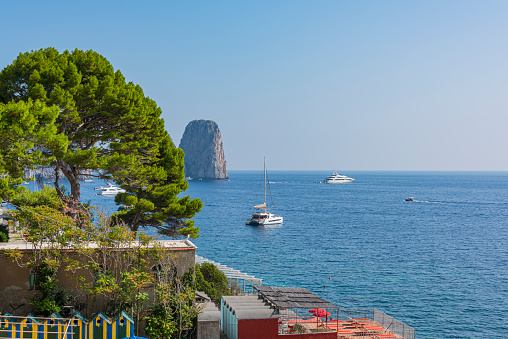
[179,120,229,180]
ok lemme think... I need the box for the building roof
[197,299,221,322]
[255,286,338,309]
[222,295,279,320]
[0,239,197,251]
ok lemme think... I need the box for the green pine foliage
[0,47,164,202]
[10,185,61,209]
[0,47,201,238]
[0,99,62,201]
[114,133,203,238]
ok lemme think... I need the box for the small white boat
[245,157,283,226]
[323,171,355,183]
[95,183,126,195]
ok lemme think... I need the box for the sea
[77,171,508,338]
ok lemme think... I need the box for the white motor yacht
[323,171,355,183]
[95,183,126,195]
[245,157,283,226]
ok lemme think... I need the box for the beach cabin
[110,311,134,339]
[67,312,87,339]
[221,295,337,339]
[40,313,66,339]
[0,313,14,339]
[88,312,110,339]
[16,313,38,339]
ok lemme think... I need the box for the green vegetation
[195,262,231,302]
[145,257,201,339]
[144,305,177,339]
[0,225,7,242]
[0,47,206,336]
[114,133,202,238]
[0,47,201,238]
[4,201,200,336]
[10,185,61,208]
[31,262,73,315]
[0,100,61,201]
[4,202,79,315]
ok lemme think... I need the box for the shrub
[144,305,176,339]
[0,225,7,242]
[195,263,230,301]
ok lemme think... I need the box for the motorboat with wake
[245,157,283,226]
[322,171,355,183]
[94,183,126,195]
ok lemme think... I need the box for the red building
[221,290,337,339]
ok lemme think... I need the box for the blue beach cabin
[111,312,134,339]
[0,313,15,339]
[40,313,64,339]
[88,312,110,339]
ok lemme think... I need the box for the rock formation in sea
[179,120,229,180]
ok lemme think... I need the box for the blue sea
[81,171,508,338]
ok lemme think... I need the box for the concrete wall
[197,320,220,339]
[0,246,195,315]
[197,302,221,339]
[0,258,34,314]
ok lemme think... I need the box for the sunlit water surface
[75,171,507,338]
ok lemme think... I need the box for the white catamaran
[245,157,283,226]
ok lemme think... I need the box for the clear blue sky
[2,1,507,170]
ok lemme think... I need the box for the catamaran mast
[264,156,267,212]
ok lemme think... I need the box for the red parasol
[309,308,330,317]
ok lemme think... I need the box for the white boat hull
[325,179,355,183]
[245,216,283,225]
[95,184,126,195]
[97,190,126,195]
[261,217,283,225]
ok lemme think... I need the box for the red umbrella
[309,308,330,317]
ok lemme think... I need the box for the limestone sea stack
[179,120,229,180]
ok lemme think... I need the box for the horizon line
[226,169,508,172]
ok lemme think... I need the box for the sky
[1,1,507,170]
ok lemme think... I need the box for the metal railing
[373,309,415,339]
[275,307,414,338]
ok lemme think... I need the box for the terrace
[255,286,415,339]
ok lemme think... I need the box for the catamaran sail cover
[254,203,266,209]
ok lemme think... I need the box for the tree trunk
[57,161,82,202]
[69,170,81,202]
[54,164,64,200]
